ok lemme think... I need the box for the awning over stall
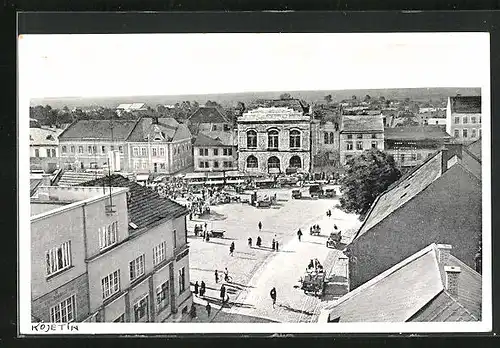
[185,172,207,180]
[207,172,225,179]
[136,174,150,181]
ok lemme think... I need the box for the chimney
[437,244,452,265]
[444,266,461,296]
[41,174,52,186]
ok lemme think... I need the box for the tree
[364,94,371,102]
[279,93,292,100]
[324,95,332,103]
[351,95,357,100]
[339,149,401,217]
[379,96,386,102]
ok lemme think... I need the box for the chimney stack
[444,266,461,296]
[437,244,452,265]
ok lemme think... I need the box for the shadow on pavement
[303,240,325,246]
[327,275,348,283]
[278,303,314,316]
[235,255,257,261]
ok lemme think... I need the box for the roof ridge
[442,290,479,321]
[125,117,144,141]
[326,243,438,310]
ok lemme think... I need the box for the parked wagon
[209,230,226,238]
[301,259,326,296]
[310,225,321,235]
[291,189,302,199]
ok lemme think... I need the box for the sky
[18,32,490,98]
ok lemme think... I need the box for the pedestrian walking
[275,240,279,251]
[297,229,303,241]
[206,302,211,317]
[229,242,235,256]
[256,236,262,247]
[220,284,226,302]
[204,222,208,230]
[270,287,277,309]
[190,304,197,319]
[334,224,338,230]
[200,281,206,297]
[272,238,275,251]
[194,281,199,296]
[215,269,219,283]
[224,267,229,282]
[248,237,253,247]
[258,221,262,231]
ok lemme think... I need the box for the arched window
[290,129,301,148]
[246,155,258,168]
[324,132,329,144]
[268,156,280,169]
[247,130,257,148]
[289,155,302,168]
[268,129,279,149]
[329,132,334,145]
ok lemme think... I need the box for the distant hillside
[31,87,481,109]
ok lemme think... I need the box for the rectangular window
[35,149,39,157]
[411,153,417,161]
[463,116,468,124]
[141,148,147,156]
[78,146,83,154]
[400,154,405,163]
[51,149,56,157]
[173,230,177,249]
[479,129,482,137]
[471,128,477,138]
[160,147,165,156]
[454,117,460,124]
[213,161,219,168]
[356,141,363,150]
[156,281,170,311]
[213,149,219,156]
[371,134,377,139]
[160,163,165,169]
[134,161,139,169]
[101,146,106,154]
[371,141,378,149]
[134,295,149,322]
[46,241,72,276]
[101,270,120,300]
[356,134,363,139]
[346,141,353,150]
[153,242,166,266]
[70,146,75,153]
[99,221,118,250]
[119,146,123,154]
[129,254,146,281]
[347,134,352,139]
[454,129,460,138]
[152,148,157,157]
[62,146,67,154]
[211,124,218,131]
[178,267,186,294]
[223,161,232,168]
[463,129,468,138]
[113,314,125,322]
[133,147,139,156]
[324,132,329,144]
[142,162,147,169]
[50,295,76,323]
[88,146,93,154]
[199,148,203,156]
[223,148,233,156]
[471,116,477,124]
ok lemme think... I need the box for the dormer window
[46,135,54,140]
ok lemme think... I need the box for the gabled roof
[58,120,138,141]
[466,138,482,161]
[188,107,229,124]
[80,174,189,233]
[30,127,64,146]
[449,96,481,114]
[321,243,481,322]
[385,126,451,141]
[126,117,187,143]
[193,131,235,147]
[356,151,444,238]
[340,115,384,133]
[56,171,106,187]
[246,99,308,113]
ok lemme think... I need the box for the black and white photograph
[18,31,491,334]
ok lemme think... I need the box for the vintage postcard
[18,32,491,334]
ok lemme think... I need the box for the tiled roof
[385,126,451,141]
[56,171,106,186]
[193,131,235,147]
[246,99,307,113]
[80,174,189,232]
[322,244,481,322]
[450,96,481,114]
[466,138,482,161]
[356,151,444,237]
[126,117,188,143]
[188,107,229,124]
[30,127,64,146]
[340,115,384,133]
[58,120,138,141]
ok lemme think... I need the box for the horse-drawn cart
[310,225,321,236]
[209,230,226,238]
[301,259,326,296]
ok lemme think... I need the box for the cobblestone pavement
[186,188,361,323]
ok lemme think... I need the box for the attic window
[46,135,54,140]
[403,184,410,189]
[400,193,407,199]
[129,222,138,229]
